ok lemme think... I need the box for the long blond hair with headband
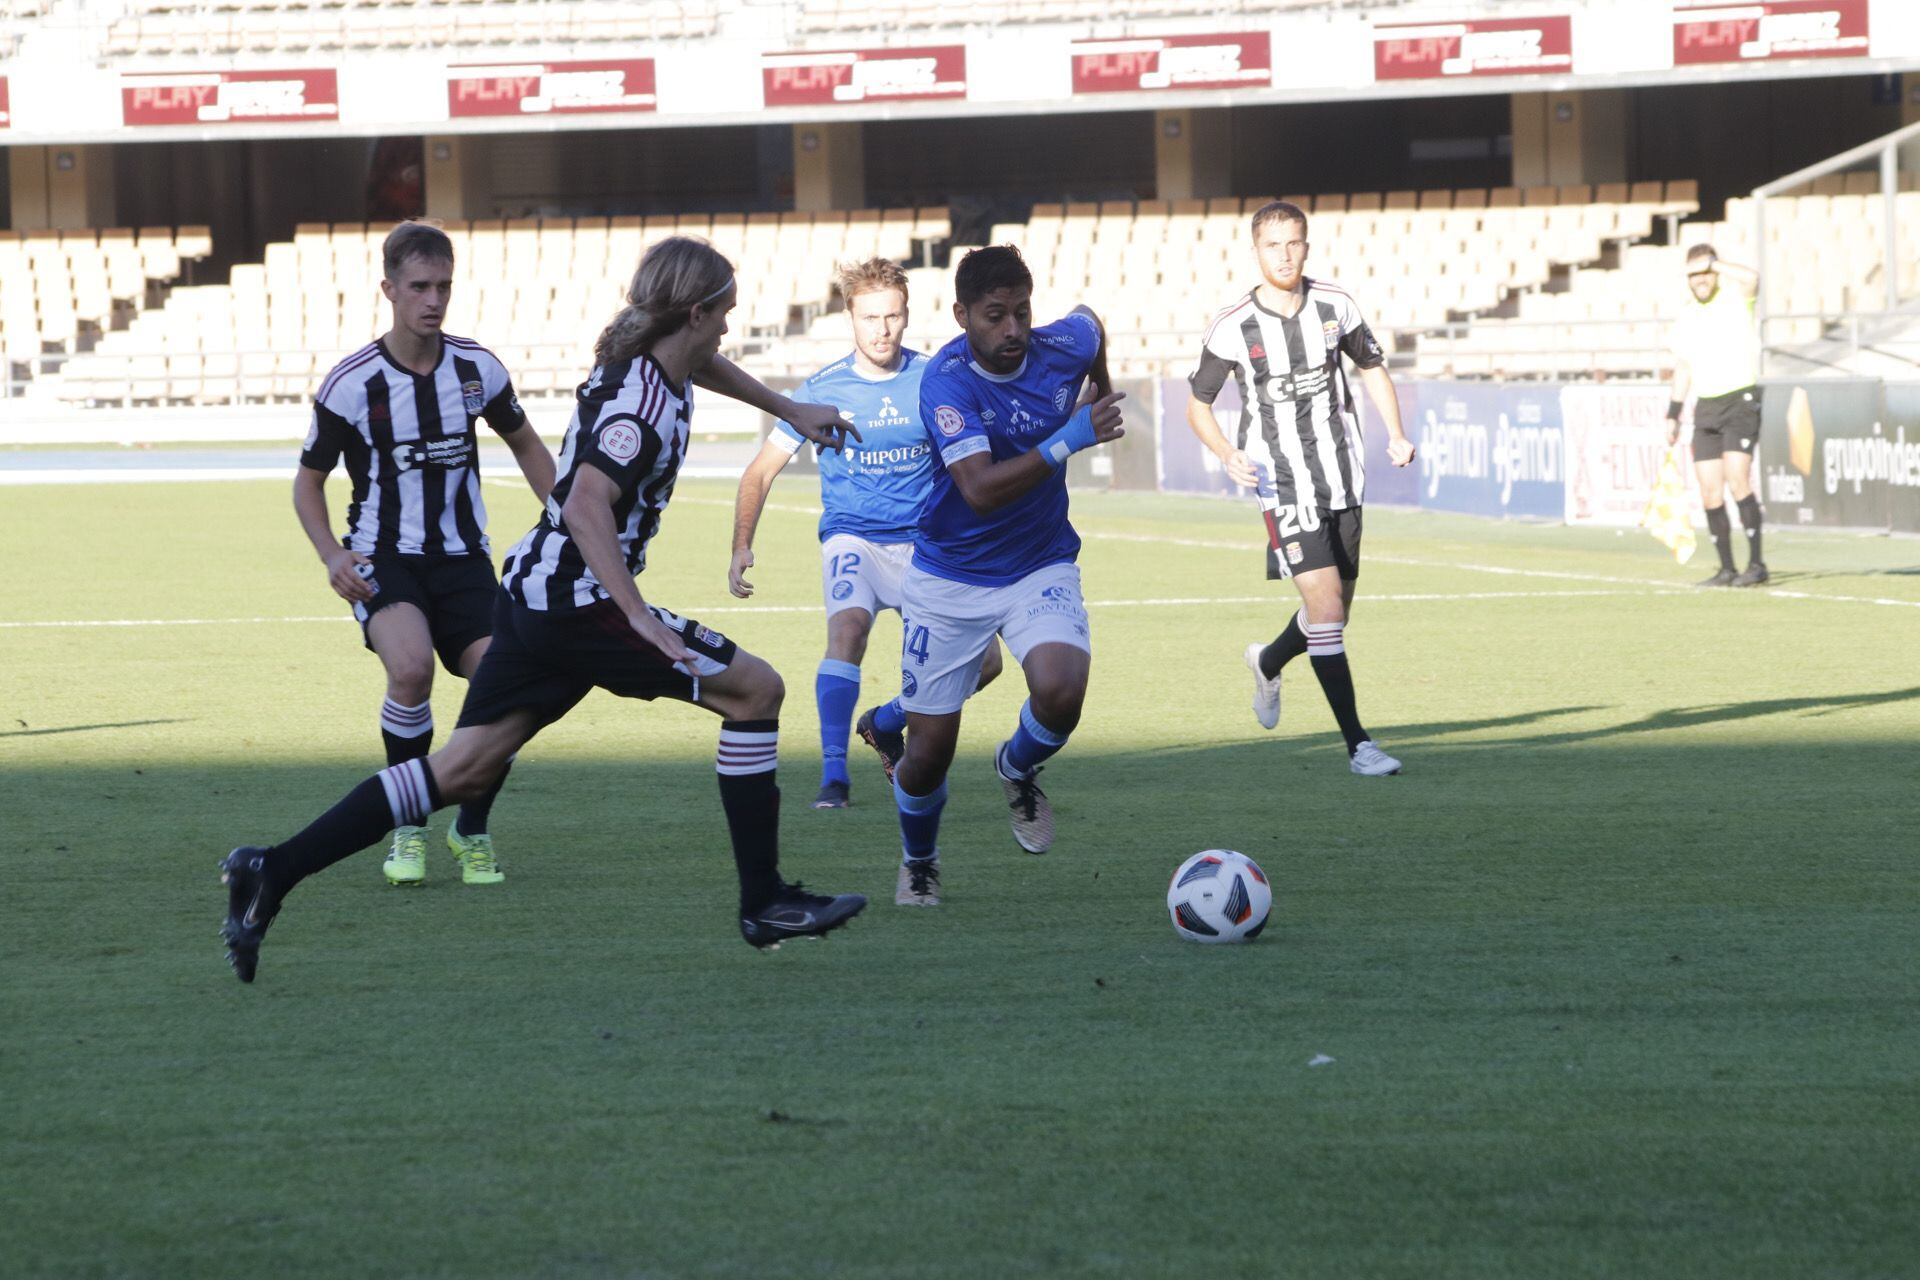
[595,236,736,366]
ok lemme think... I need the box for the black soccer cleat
[1696,567,1737,588]
[219,846,284,984]
[740,881,868,950]
[1731,561,1770,588]
[811,780,851,810]
[854,706,905,785]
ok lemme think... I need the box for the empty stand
[0,227,206,390]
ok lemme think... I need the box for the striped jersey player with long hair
[219,237,870,983]
[1186,200,1416,777]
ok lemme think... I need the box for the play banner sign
[1071,33,1272,94]
[762,46,966,106]
[1374,16,1573,79]
[448,60,657,117]
[1673,1,1869,65]
[122,69,338,126]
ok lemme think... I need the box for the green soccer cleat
[382,825,429,886]
[448,824,504,885]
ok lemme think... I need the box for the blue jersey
[914,312,1100,586]
[774,349,933,544]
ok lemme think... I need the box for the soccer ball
[1167,850,1272,944]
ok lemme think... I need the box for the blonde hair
[594,236,736,365]
[836,257,909,304]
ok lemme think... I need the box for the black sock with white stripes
[455,759,509,837]
[1735,494,1764,565]
[1259,610,1308,679]
[716,720,783,915]
[271,759,443,889]
[1304,620,1369,754]
[380,698,433,768]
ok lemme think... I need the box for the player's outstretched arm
[1185,394,1258,489]
[948,391,1126,516]
[729,439,792,598]
[693,355,859,452]
[292,465,372,602]
[1358,365,1415,467]
[499,414,557,505]
[561,467,695,665]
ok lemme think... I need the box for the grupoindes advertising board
[448,60,657,117]
[762,46,966,106]
[1374,16,1573,79]
[1672,1,1869,65]
[121,69,338,125]
[1070,33,1272,94]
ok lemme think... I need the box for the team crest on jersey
[1322,320,1342,347]
[1052,386,1071,412]
[462,380,486,414]
[934,405,966,437]
[600,422,641,463]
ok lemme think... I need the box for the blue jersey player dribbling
[731,259,1002,815]
[889,245,1125,906]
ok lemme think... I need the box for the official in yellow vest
[1664,244,1767,587]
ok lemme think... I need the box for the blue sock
[815,659,861,787]
[894,777,947,863]
[871,697,907,734]
[999,699,1069,780]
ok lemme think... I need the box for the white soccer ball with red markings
[1167,850,1272,944]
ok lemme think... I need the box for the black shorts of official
[1264,505,1362,582]
[455,589,740,731]
[1691,387,1762,461]
[352,552,500,674]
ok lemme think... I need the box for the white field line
[0,589,1671,631]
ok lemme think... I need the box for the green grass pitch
[2,476,1916,1278]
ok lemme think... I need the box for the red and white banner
[1561,385,1714,527]
[0,78,10,130]
[1374,16,1574,80]
[1672,1,1869,65]
[448,60,657,117]
[1070,33,1272,94]
[121,70,338,126]
[762,46,966,106]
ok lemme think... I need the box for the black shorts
[455,589,740,730]
[1691,388,1762,461]
[1264,504,1362,582]
[353,552,499,674]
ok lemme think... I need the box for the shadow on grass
[0,718,189,738]
[1458,686,1920,747]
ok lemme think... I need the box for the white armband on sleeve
[769,429,804,456]
[940,436,991,467]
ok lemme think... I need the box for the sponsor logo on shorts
[1285,541,1304,564]
[600,422,641,463]
[831,580,854,601]
[1053,385,1071,412]
[1041,584,1073,602]
[462,380,486,414]
[934,405,966,437]
[902,672,918,697]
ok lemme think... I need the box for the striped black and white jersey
[1189,280,1385,512]
[502,355,692,612]
[301,335,528,556]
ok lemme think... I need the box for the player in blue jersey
[886,245,1125,906]
[730,259,1002,813]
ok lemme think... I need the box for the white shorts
[898,561,1090,715]
[821,533,913,619]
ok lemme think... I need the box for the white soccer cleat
[1349,741,1401,777]
[1244,642,1281,731]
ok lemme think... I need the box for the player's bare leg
[694,650,868,946]
[993,642,1089,854]
[859,640,1003,785]
[367,603,440,884]
[1264,566,1397,775]
[893,709,962,904]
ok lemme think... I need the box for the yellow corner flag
[1641,448,1696,564]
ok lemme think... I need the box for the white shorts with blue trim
[898,561,1090,715]
[821,533,913,619]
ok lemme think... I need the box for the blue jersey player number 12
[887,244,1125,905]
